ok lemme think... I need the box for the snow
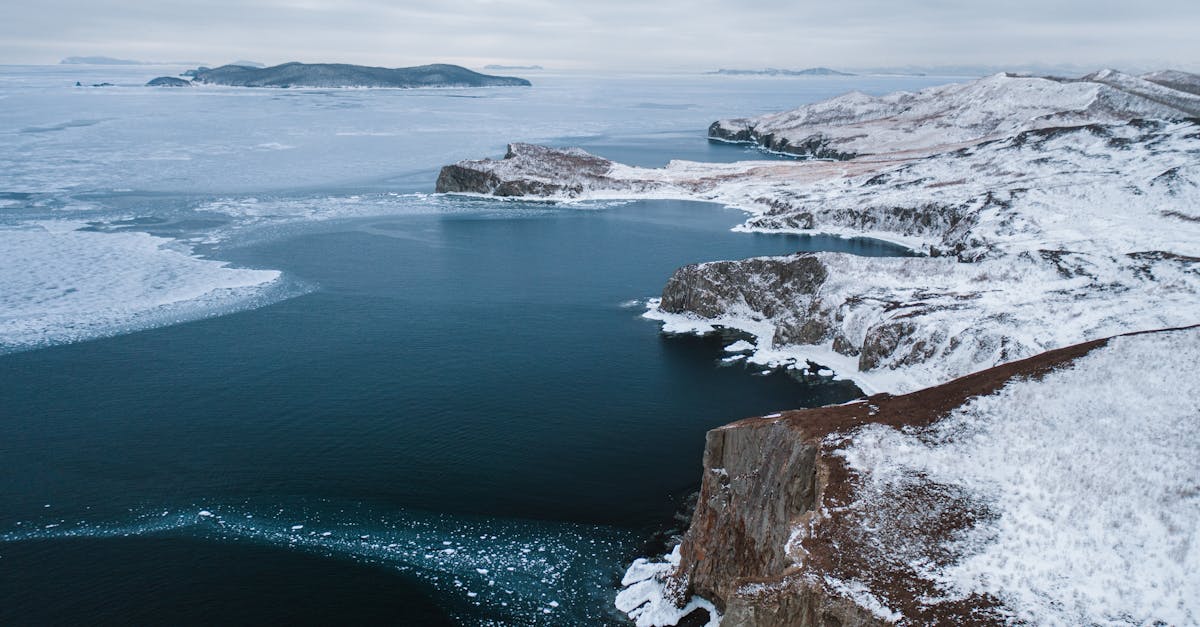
[616,545,721,627]
[620,115,1200,394]
[822,576,903,623]
[837,327,1200,625]
[716,70,1200,158]
[646,235,1200,395]
[445,74,1200,397]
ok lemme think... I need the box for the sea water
[0,65,950,624]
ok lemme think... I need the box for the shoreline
[434,69,1200,624]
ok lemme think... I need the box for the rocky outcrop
[436,143,661,196]
[643,326,1200,625]
[189,62,531,88]
[708,121,856,160]
[660,256,827,320]
[146,76,192,87]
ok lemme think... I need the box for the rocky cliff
[626,325,1199,625]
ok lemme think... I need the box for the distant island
[147,62,532,88]
[229,60,265,68]
[62,56,209,65]
[146,76,192,87]
[708,67,854,76]
[484,64,543,71]
[61,56,144,65]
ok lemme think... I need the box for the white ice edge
[641,298,916,396]
[0,221,294,353]
[616,546,722,627]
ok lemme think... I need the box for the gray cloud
[2,0,1196,72]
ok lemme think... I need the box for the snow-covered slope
[835,326,1200,625]
[644,119,1200,393]
[709,70,1200,158]
[624,326,1199,626]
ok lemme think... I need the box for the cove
[0,196,911,624]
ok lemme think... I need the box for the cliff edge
[621,326,1199,625]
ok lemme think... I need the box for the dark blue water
[0,147,910,624]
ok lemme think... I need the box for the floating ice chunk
[723,340,755,353]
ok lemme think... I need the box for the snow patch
[839,328,1200,625]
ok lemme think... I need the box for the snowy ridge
[711,69,1200,158]
[836,327,1200,625]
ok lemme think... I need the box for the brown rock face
[662,329,1188,626]
[674,421,818,606]
[707,120,858,160]
[660,254,828,321]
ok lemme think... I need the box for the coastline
[434,69,1200,624]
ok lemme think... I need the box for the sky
[2,0,1197,73]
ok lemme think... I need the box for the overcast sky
[2,0,1196,72]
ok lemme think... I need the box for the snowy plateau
[438,70,1200,625]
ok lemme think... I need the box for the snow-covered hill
[709,69,1200,158]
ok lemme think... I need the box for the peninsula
[437,69,1200,625]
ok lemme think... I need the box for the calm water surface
[0,66,937,625]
